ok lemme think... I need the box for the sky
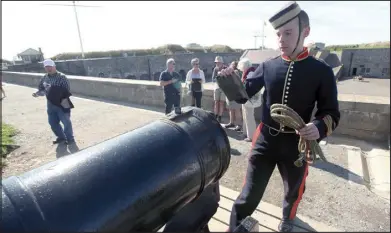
[2,1,390,60]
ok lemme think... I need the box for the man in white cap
[218,2,340,232]
[211,56,227,122]
[33,59,75,145]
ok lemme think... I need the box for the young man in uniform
[219,2,340,232]
[159,58,182,114]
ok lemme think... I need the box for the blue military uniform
[227,2,340,232]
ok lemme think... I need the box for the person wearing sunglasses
[159,58,182,114]
[185,58,205,108]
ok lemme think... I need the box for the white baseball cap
[43,59,56,67]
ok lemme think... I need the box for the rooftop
[240,49,280,65]
[17,48,42,56]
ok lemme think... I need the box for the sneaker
[53,138,66,144]
[234,125,242,131]
[278,219,294,232]
[223,123,235,128]
[244,138,252,142]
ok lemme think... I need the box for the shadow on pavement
[68,142,80,154]
[223,128,246,141]
[310,160,363,185]
[56,143,70,158]
[293,217,318,232]
[325,135,389,152]
[230,148,242,156]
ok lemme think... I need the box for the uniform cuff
[313,119,326,141]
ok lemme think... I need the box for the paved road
[336,78,390,97]
[2,83,390,232]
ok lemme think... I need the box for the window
[360,68,366,74]
[365,68,370,73]
[359,65,365,68]
[382,68,390,74]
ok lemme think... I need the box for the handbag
[190,79,202,92]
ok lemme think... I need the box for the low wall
[3,72,390,142]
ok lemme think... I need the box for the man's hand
[218,67,234,77]
[297,123,320,140]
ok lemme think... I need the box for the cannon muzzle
[1,107,231,232]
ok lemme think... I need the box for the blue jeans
[47,101,74,142]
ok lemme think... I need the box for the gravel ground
[2,83,390,232]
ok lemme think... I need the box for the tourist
[223,61,243,131]
[211,56,227,122]
[237,58,262,142]
[159,58,182,114]
[185,58,206,108]
[218,2,340,232]
[32,59,75,145]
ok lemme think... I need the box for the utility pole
[72,1,85,59]
[261,20,266,50]
[41,2,101,60]
[253,34,260,49]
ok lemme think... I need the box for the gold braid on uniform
[322,115,334,136]
[270,104,327,167]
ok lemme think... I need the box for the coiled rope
[270,103,327,167]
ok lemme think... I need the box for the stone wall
[3,71,389,143]
[6,52,242,81]
[340,48,390,78]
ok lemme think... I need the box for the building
[240,46,344,80]
[240,49,280,65]
[1,59,12,70]
[16,48,44,64]
[339,48,390,78]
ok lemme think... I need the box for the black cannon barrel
[1,107,231,232]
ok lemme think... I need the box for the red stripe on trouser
[289,163,309,220]
[242,122,264,188]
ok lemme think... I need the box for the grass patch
[1,123,19,168]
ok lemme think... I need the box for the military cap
[269,1,302,29]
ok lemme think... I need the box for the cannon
[1,107,232,232]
